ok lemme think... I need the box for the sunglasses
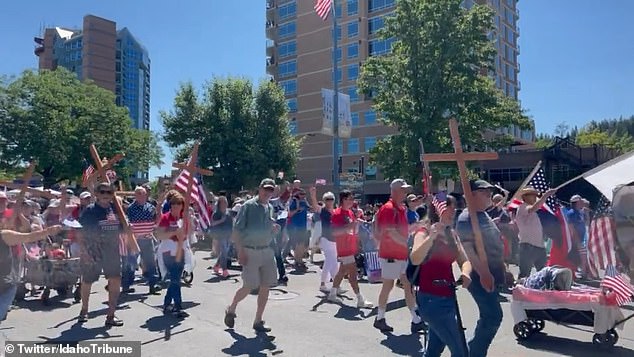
[99,190,113,195]
[325,198,334,201]
[263,187,274,192]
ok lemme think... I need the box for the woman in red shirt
[410,195,471,357]
[155,193,188,318]
[326,190,373,309]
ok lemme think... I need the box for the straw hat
[519,186,539,198]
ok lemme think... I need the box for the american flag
[127,202,156,237]
[508,168,557,214]
[432,191,447,216]
[82,159,95,187]
[314,0,333,20]
[601,264,633,306]
[587,196,617,278]
[174,159,211,230]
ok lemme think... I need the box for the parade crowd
[0,175,614,357]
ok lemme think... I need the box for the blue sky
[1,1,633,179]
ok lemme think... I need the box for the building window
[338,139,343,154]
[333,68,342,83]
[287,98,297,112]
[336,2,342,18]
[369,38,394,56]
[351,112,359,127]
[333,48,342,62]
[289,118,298,135]
[278,2,296,20]
[279,60,297,78]
[347,0,358,15]
[347,43,359,59]
[280,79,297,95]
[347,22,359,38]
[368,16,385,35]
[278,22,296,39]
[278,41,296,58]
[331,24,342,41]
[364,137,377,151]
[365,110,377,125]
[348,86,359,102]
[369,0,395,13]
[347,64,359,80]
[348,139,359,153]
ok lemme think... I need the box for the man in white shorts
[374,179,424,333]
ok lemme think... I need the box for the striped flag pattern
[601,264,633,306]
[432,191,447,216]
[587,196,617,278]
[174,163,211,231]
[314,0,333,20]
[508,168,557,214]
[82,160,95,187]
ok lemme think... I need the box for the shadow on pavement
[518,332,634,357]
[222,329,279,357]
[37,324,123,343]
[379,332,424,356]
[140,315,193,344]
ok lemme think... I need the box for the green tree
[160,77,301,193]
[0,69,163,187]
[576,128,634,154]
[357,0,530,184]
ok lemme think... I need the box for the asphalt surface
[2,250,634,357]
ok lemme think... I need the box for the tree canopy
[357,0,529,185]
[0,69,163,187]
[160,77,300,193]
[536,117,634,153]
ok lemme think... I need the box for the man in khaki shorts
[224,178,280,333]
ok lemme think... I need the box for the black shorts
[80,237,121,283]
[288,228,309,248]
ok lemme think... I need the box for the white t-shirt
[515,203,545,248]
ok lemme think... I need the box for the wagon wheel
[182,271,194,285]
[593,329,619,348]
[41,288,51,306]
[532,319,545,332]
[56,287,69,298]
[513,322,533,340]
[73,285,81,303]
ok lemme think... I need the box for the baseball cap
[260,178,276,189]
[407,194,418,201]
[570,194,583,203]
[48,199,61,208]
[390,179,412,190]
[470,179,494,191]
[79,192,92,199]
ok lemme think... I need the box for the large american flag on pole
[174,158,211,230]
[601,264,633,306]
[314,0,333,20]
[587,196,617,278]
[508,168,557,214]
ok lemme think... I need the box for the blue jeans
[466,276,503,357]
[138,238,159,287]
[121,254,138,290]
[163,253,185,310]
[417,292,467,357]
[272,221,287,279]
[0,285,17,322]
[216,235,231,270]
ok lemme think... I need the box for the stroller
[16,237,81,305]
[157,235,197,285]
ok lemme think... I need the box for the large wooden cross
[171,142,213,262]
[422,118,498,270]
[9,161,37,229]
[89,144,139,253]
[85,152,125,191]
[0,181,59,200]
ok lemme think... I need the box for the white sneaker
[357,297,374,309]
[319,285,330,294]
[327,293,342,303]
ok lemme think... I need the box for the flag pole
[508,160,542,203]
[331,0,340,195]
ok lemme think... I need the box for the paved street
[2,250,634,357]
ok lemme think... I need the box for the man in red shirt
[327,190,373,309]
[374,179,424,333]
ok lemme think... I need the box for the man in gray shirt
[224,178,280,333]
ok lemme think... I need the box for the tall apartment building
[35,15,151,181]
[266,0,529,197]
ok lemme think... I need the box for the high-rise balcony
[266,0,275,10]
[266,39,275,56]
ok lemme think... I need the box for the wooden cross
[89,144,139,253]
[419,138,432,194]
[422,118,498,270]
[9,161,37,229]
[85,152,124,190]
[171,142,213,262]
[0,181,59,200]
